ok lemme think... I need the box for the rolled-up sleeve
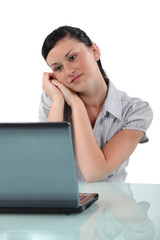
[122,100,153,143]
[39,91,52,122]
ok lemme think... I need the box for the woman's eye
[69,55,77,62]
[55,66,63,72]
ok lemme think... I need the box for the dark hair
[42,26,109,85]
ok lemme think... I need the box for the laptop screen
[0,122,80,208]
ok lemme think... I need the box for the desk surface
[0,182,160,240]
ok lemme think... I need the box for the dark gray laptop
[0,122,98,214]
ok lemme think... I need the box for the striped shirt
[39,80,153,182]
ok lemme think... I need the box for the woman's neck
[79,76,108,110]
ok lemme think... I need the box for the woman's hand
[51,79,80,107]
[42,72,64,102]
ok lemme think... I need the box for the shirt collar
[102,81,123,121]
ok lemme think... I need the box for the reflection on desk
[0,182,160,240]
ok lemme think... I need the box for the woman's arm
[72,97,144,182]
[47,98,64,122]
[51,80,144,182]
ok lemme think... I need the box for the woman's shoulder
[107,81,153,120]
[108,81,153,117]
[108,81,153,139]
[118,88,153,120]
[39,91,52,122]
[39,90,52,110]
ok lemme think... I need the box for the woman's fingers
[51,80,78,106]
[42,72,64,102]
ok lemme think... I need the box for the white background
[0,0,159,183]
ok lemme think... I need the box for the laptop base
[0,194,99,214]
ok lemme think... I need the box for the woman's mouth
[71,74,83,84]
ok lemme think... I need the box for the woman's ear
[91,43,101,61]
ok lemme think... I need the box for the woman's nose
[65,63,76,76]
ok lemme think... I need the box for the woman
[39,26,153,182]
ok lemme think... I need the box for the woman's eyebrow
[50,49,74,67]
[65,49,74,58]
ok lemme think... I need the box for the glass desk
[0,182,159,240]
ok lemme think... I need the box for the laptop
[0,122,98,214]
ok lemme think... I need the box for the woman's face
[46,36,101,92]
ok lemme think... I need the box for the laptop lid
[0,122,81,210]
